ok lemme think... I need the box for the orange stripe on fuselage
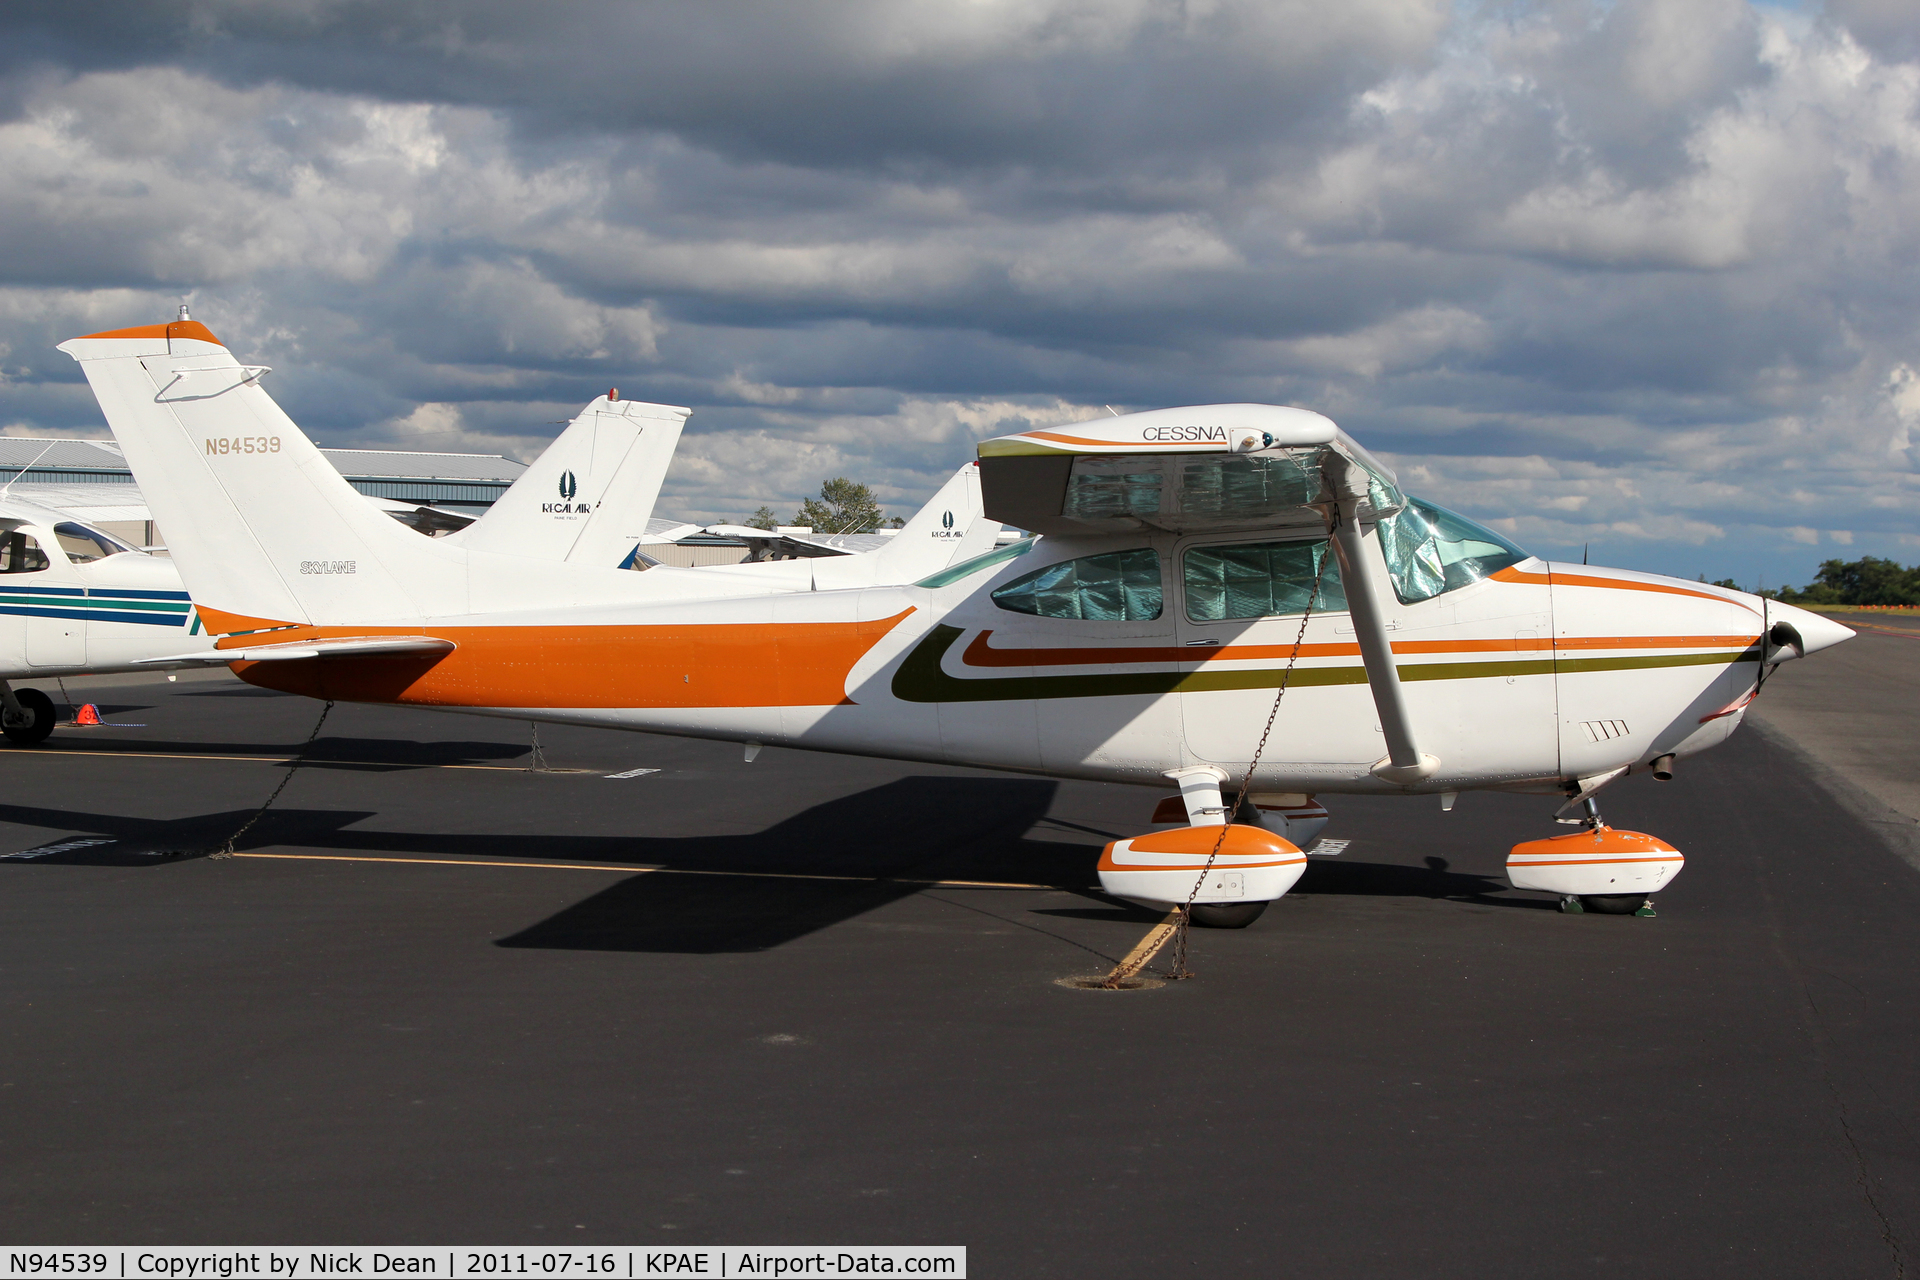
[229,609,916,709]
[201,605,305,636]
[960,629,1758,668]
[1491,564,1759,615]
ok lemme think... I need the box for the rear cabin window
[991,548,1162,621]
[53,522,135,564]
[0,531,49,574]
[1183,539,1346,621]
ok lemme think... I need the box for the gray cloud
[0,0,1914,588]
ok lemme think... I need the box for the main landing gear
[1187,900,1272,930]
[1097,767,1312,929]
[0,684,55,746]
[1507,795,1682,916]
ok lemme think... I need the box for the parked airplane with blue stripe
[0,494,215,742]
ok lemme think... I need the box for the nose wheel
[1187,900,1271,929]
[1509,793,1682,914]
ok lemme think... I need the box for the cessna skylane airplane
[59,317,1853,924]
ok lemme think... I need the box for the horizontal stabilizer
[137,635,456,665]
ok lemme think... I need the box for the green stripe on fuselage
[0,595,188,612]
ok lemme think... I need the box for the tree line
[742,477,902,534]
[1706,556,1920,607]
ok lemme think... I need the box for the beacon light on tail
[56,316,1859,940]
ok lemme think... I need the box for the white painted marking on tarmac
[604,766,662,779]
[2,837,116,860]
[1308,838,1350,856]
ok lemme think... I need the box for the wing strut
[1327,492,1440,785]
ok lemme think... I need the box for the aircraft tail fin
[870,462,1000,579]
[58,320,465,630]
[447,393,688,567]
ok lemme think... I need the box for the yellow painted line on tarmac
[1101,908,1183,986]
[231,850,1052,890]
[18,747,541,771]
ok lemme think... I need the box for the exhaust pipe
[1649,753,1675,781]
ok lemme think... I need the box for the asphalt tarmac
[1,660,1916,1278]
[1751,609,1920,862]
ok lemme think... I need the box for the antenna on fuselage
[1105,405,1120,417]
[1582,543,1588,565]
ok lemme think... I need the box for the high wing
[699,525,872,559]
[976,404,1403,536]
[977,404,1434,782]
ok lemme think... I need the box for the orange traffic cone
[73,703,101,726]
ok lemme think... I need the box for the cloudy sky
[1,0,1916,585]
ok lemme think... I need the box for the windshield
[1378,498,1528,604]
[53,521,137,564]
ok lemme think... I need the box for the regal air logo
[934,508,962,538]
[543,469,590,515]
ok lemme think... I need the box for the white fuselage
[0,516,215,680]
[232,525,1828,797]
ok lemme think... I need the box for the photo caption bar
[3,1250,965,1280]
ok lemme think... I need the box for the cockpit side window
[0,531,50,574]
[53,521,135,564]
[991,548,1162,621]
[1182,538,1346,621]
[1378,498,1528,604]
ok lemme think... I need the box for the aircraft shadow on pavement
[497,776,1073,954]
[0,805,381,865]
[1292,855,1538,906]
[0,776,1086,951]
[0,776,1545,943]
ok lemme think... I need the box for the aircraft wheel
[1580,894,1646,915]
[1187,900,1269,929]
[2,688,56,746]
